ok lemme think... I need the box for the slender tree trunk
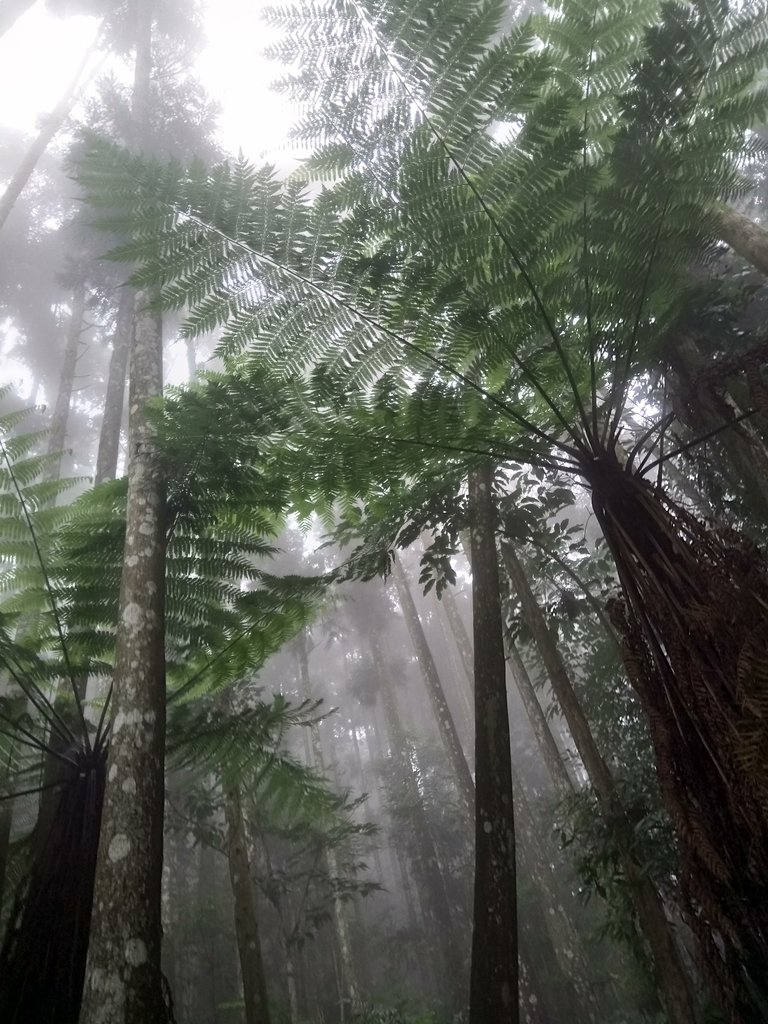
[223,784,272,1024]
[95,289,135,484]
[441,585,475,683]
[716,205,768,278]
[46,281,87,481]
[506,639,574,798]
[80,3,168,1020]
[500,539,697,1024]
[295,633,361,1005]
[514,780,599,1022]
[369,628,466,1010]
[467,465,518,1024]
[392,560,474,817]
[0,39,97,232]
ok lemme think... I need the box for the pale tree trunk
[441,585,475,684]
[435,593,474,737]
[506,639,574,798]
[514,780,600,1022]
[0,38,97,232]
[294,632,361,1006]
[368,628,466,1010]
[392,560,474,818]
[95,288,135,484]
[500,539,698,1024]
[716,206,768,278]
[223,784,272,1024]
[79,2,169,1021]
[45,281,87,481]
[467,465,518,1024]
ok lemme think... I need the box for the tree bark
[716,205,768,278]
[223,784,272,1024]
[79,3,169,1020]
[467,465,518,1024]
[95,288,135,484]
[500,539,697,1024]
[392,560,475,818]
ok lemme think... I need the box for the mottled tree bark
[467,465,518,1024]
[393,560,475,818]
[500,539,697,1024]
[224,784,272,1024]
[79,3,169,1020]
[95,288,135,484]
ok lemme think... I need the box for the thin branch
[644,407,759,474]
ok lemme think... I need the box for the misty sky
[0,0,295,158]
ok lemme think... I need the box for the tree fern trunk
[467,464,518,1024]
[79,1,169,1020]
[500,539,698,1024]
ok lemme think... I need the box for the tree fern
[73,1,768,1017]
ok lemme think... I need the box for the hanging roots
[587,455,768,1023]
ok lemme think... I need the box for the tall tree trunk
[392,560,475,817]
[223,784,271,1024]
[514,780,599,1022]
[95,288,135,484]
[716,205,768,278]
[80,2,169,1020]
[441,584,475,684]
[294,632,361,1005]
[0,38,97,232]
[467,465,518,1024]
[368,628,466,1011]
[45,281,87,481]
[505,639,574,798]
[500,539,697,1024]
